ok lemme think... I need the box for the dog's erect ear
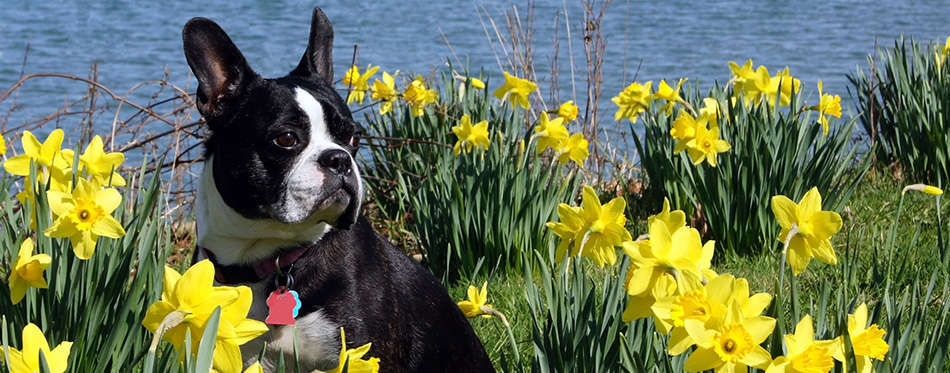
[290,7,335,85]
[182,17,255,119]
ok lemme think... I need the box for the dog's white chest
[242,281,341,372]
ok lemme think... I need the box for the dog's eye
[273,132,299,148]
[349,132,362,147]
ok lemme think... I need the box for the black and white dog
[183,7,494,372]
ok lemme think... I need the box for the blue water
[2,0,950,145]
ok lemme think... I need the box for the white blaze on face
[277,88,349,223]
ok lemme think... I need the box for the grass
[454,166,949,370]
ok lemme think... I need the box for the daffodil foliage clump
[625,62,871,256]
[357,67,586,279]
[0,130,171,371]
[851,36,950,185]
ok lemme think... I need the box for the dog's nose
[317,149,352,176]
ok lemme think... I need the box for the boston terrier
[182,7,494,372]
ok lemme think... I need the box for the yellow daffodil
[403,75,438,117]
[343,65,379,104]
[547,186,630,267]
[767,315,838,373]
[729,59,757,92]
[470,77,486,89]
[371,72,398,115]
[903,183,944,195]
[457,281,492,319]
[576,186,631,267]
[3,129,68,178]
[493,72,537,109]
[767,67,801,107]
[807,81,842,135]
[327,328,381,373]
[6,323,73,373]
[451,114,490,156]
[44,178,125,259]
[142,260,267,368]
[534,114,569,153]
[622,259,677,323]
[683,301,775,373]
[686,123,731,167]
[547,204,586,263]
[613,81,654,123]
[623,254,676,322]
[557,100,579,121]
[656,78,687,116]
[62,135,126,186]
[623,220,710,298]
[937,36,950,70]
[671,111,714,154]
[555,133,589,167]
[0,135,6,155]
[652,274,733,339]
[833,303,889,373]
[748,65,800,107]
[659,275,772,356]
[9,238,51,304]
[771,187,843,275]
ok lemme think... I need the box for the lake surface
[2,0,950,148]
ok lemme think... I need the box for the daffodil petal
[743,345,773,369]
[46,191,74,217]
[704,275,736,305]
[8,349,32,373]
[176,260,217,307]
[22,323,52,368]
[786,237,811,275]
[810,238,838,265]
[683,346,721,371]
[91,215,126,238]
[809,211,843,239]
[683,319,714,348]
[40,129,65,161]
[626,265,657,297]
[3,155,33,176]
[10,276,28,304]
[799,187,823,216]
[743,293,773,317]
[770,195,798,230]
[74,231,98,260]
[212,340,244,373]
[667,327,694,356]
[746,316,778,343]
[96,188,123,214]
[230,319,269,345]
[46,341,73,373]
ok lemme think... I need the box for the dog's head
[183,8,362,230]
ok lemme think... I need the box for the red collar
[198,244,312,284]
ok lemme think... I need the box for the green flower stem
[481,306,520,366]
